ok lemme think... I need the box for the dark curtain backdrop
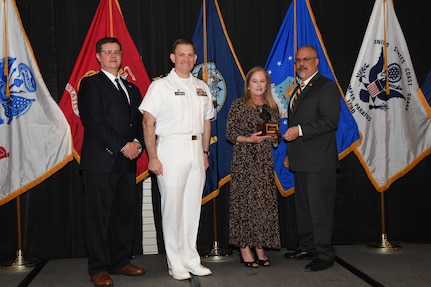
[1,0,431,262]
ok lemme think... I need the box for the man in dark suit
[78,37,145,287]
[282,45,340,272]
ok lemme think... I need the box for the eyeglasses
[294,57,317,64]
[100,50,122,56]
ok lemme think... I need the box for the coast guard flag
[265,0,360,196]
[192,0,245,204]
[0,0,73,205]
[59,0,151,182]
[345,0,431,192]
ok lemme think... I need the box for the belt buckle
[192,135,197,140]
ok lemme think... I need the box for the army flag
[0,0,73,205]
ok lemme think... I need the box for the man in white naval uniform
[139,38,214,280]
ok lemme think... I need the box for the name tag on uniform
[196,88,207,96]
[175,90,185,96]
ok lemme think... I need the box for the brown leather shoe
[113,263,145,276]
[91,271,113,287]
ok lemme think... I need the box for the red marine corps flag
[59,0,151,181]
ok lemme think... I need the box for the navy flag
[265,0,361,196]
[192,0,245,204]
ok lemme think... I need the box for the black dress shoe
[284,250,316,260]
[305,258,334,272]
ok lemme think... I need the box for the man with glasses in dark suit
[78,37,145,287]
[282,45,340,272]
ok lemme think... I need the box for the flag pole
[203,0,208,81]
[1,1,36,268]
[383,0,390,95]
[367,0,400,253]
[3,0,11,99]
[200,0,231,262]
[367,191,401,253]
[1,196,38,268]
[293,0,298,85]
[201,197,232,262]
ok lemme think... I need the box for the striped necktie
[290,82,304,112]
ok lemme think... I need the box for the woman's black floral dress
[226,97,281,249]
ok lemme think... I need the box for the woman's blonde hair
[243,66,278,113]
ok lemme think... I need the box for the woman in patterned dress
[226,66,281,268]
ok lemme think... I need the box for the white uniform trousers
[156,134,205,272]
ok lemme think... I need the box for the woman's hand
[250,131,274,143]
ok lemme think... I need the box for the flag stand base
[201,241,233,262]
[1,250,37,269]
[367,234,401,253]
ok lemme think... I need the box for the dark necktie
[290,82,304,112]
[115,78,129,106]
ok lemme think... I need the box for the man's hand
[148,158,163,175]
[283,156,289,168]
[283,126,300,142]
[121,141,141,160]
[203,155,209,170]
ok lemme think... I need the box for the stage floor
[2,243,430,287]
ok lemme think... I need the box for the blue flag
[192,0,245,204]
[421,70,431,107]
[265,0,361,196]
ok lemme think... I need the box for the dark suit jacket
[287,72,340,172]
[78,71,143,173]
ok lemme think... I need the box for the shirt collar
[299,71,318,87]
[101,69,120,83]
